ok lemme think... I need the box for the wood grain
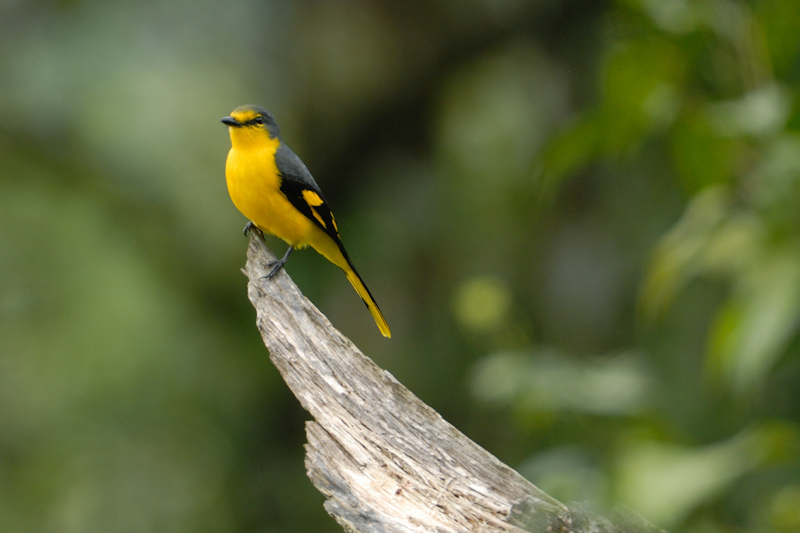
[243,231,657,533]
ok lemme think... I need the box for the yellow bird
[222,105,391,338]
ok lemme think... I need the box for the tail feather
[307,229,391,337]
[343,265,391,338]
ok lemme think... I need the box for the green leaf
[708,243,800,392]
[614,429,771,529]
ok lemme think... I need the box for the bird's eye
[254,116,265,125]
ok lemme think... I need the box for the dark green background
[2,1,800,531]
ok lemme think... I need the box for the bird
[221,105,391,338]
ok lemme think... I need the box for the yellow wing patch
[302,190,324,206]
[302,190,326,228]
[309,207,326,229]
[302,189,336,231]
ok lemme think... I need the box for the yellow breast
[225,141,316,247]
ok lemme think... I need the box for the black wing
[275,143,349,256]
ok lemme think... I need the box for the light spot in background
[471,349,652,416]
[454,276,512,334]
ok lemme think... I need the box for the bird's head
[221,105,281,148]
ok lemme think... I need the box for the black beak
[221,116,241,127]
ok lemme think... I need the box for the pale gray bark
[242,232,662,533]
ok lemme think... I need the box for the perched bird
[221,105,391,337]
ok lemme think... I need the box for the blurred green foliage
[2,0,800,531]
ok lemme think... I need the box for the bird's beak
[221,116,242,127]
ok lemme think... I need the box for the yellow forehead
[230,108,259,123]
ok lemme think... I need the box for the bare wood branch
[242,232,659,533]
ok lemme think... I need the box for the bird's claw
[264,259,287,279]
[260,246,294,280]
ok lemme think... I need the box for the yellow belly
[225,146,315,247]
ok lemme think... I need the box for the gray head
[221,104,281,140]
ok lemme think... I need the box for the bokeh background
[2,0,800,531]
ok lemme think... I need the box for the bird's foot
[262,246,294,280]
[243,221,257,236]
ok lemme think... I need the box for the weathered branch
[243,232,662,533]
